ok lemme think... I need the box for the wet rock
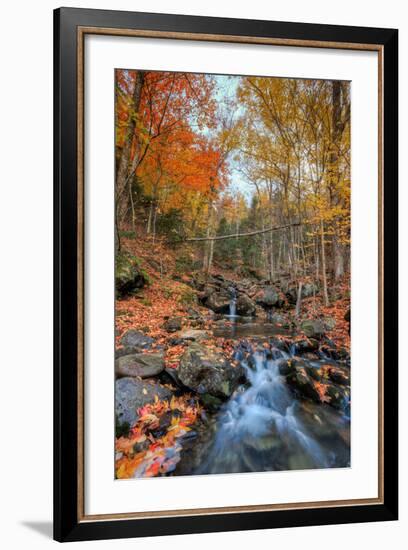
[300,319,326,339]
[199,393,224,412]
[329,347,350,361]
[292,338,320,354]
[115,353,164,378]
[163,317,182,333]
[285,367,321,402]
[120,329,154,350]
[115,377,172,428]
[115,251,147,297]
[236,294,256,316]
[149,411,174,438]
[304,365,323,381]
[326,366,350,386]
[269,337,290,352]
[301,352,320,362]
[277,358,294,375]
[325,384,350,409]
[177,342,244,399]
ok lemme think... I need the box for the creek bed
[174,319,350,476]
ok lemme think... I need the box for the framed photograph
[54,7,398,542]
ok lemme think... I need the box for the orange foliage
[115,395,202,479]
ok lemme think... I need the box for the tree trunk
[330,81,345,280]
[333,235,345,280]
[320,218,330,307]
[269,213,275,281]
[295,281,303,318]
[116,70,145,227]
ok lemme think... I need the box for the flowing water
[226,286,237,318]
[176,310,350,475]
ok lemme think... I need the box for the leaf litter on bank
[115,394,202,479]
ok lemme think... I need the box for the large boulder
[285,282,319,304]
[115,252,147,297]
[236,294,256,316]
[204,289,231,314]
[115,377,173,429]
[177,343,244,399]
[255,286,282,309]
[115,353,164,378]
[120,329,154,350]
[300,319,326,339]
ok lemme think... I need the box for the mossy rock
[115,251,148,297]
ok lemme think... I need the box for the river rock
[163,317,182,332]
[325,384,350,409]
[236,294,256,316]
[177,342,244,399]
[277,358,294,375]
[115,346,139,359]
[204,289,231,313]
[326,365,350,386]
[278,357,308,376]
[178,329,209,342]
[115,353,165,378]
[115,377,173,428]
[285,282,319,304]
[300,319,326,339]
[292,338,320,354]
[285,367,321,402]
[323,317,336,330]
[115,251,147,297]
[255,286,281,308]
[120,329,154,350]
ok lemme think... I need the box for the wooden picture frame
[54,7,398,542]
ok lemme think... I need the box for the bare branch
[173,222,301,243]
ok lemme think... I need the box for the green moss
[178,284,197,305]
[115,250,149,297]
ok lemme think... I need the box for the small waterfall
[228,286,237,318]
[195,345,348,475]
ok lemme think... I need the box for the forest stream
[174,306,350,476]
